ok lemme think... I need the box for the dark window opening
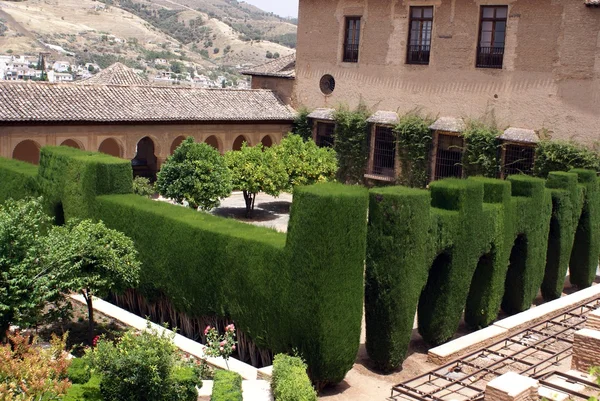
[435,134,464,180]
[371,126,396,177]
[477,6,507,69]
[316,122,335,148]
[407,6,433,65]
[343,17,361,63]
[503,144,535,177]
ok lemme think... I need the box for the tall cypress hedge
[0,157,39,203]
[365,187,430,371]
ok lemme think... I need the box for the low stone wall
[485,372,538,401]
[572,328,600,373]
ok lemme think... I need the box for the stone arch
[261,135,274,148]
[60,139,84,150]
[502,234,528,315]
[98,138,123,158]
[232,135,249,151]
[132,136,158,181]
[12,140,41,165]
[170,136,186,154]
[205,135,222,153]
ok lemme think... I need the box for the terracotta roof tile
[78,62,149,86]
[241,54,296,79]
[0,81,296,123]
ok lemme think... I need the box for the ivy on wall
[333,105,370,185]
[291,108,313,142]
[461,121,501,178]
[534,140,600,178]
[395,115,434,188]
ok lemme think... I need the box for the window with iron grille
[503,144,535,177]
[343,17,361,63]
[477,6,507,69]
[316,122,335,148]
[407,7,433,65]
[371,126,396,177]
[435,134,464,180]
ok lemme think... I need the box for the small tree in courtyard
[156,137,233,210]
[46,220,140,345]
[0,198,69,338]
[273,134,338,191]
[225,143,288,217]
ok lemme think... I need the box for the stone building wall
[251,76,296,106]
[295,0,600,145]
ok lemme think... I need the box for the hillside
[0,0,296,83]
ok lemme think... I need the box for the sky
[243,0,299,18]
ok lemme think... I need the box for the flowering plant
[203,324,237,369]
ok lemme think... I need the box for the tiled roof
[307,108,335,121]
[0,81,296,123]
[78,62,149,86]
[585,0,600,6]
[500,128,539,144]
[241,54,296,79]
[367,110,399,126]
[429,117,466,133]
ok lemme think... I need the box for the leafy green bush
[291,109,312,141]
[85,324,201,401]
[0,157,39,204]
[271,354,317,401]
[132,176,155,198]
[211,370,242,401]
[67,358,91,385]
[333,105,370,184]
[395,115,433,188]
[462,121,501,178]
[157,138,232,210]
[534,140,600,177]
[63,374,102,401]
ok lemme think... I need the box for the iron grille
[476,46,505,69]
[343,44,359,63]
[435,134,464,180]
[407,45,431,65]
[371,126,396,177]
[316,122,335,148]
[503,144,535,177]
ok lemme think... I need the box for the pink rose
[204,326,211,335]
[232,345,236,351]
[220,340,226,346]
[219,346,224,352]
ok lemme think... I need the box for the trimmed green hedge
[0,157,39,203]
[211,370,242,401]
[271,354,317,401]
[67,358,91,385]
[37,146,132,222]
[5,145,368,387]
[63,374,102,401]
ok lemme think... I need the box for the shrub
[333,105,370,184]
[156,138,232,210]
[132,176,155,198]
[0,157,39,204]
[211,370,242,401]
[534,140,600,177]
[395,114,434,188]
[67,358,91,385]
[461,121,501,178]
[63,374,102,401]
[271,354,317,401]
[85,324,201,401]
[0,331,71,399]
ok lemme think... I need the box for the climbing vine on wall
[461,121,502,178]
[533,140,600,178]
[291,108,313,142]
[395,114,434,188]
[333,105,370,185]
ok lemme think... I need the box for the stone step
[242,380,273,401]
